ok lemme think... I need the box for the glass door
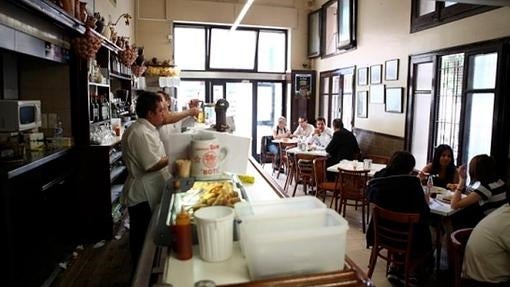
[256,82,284,155]
[226,81,254,143]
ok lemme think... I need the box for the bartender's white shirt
[121,118,171,210]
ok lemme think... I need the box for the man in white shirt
[462,193,510,286]
[122,91,198,266]
[292,116,315,137]
[307,117,333,148]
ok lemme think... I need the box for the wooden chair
[276,141,297,178]
[283,151,296,194]
[292,153,316,197]
[313,157,340,209]
[259,135,275,168]
[336,167,370,233]
[367,205,428,287]
[449,228,473,287]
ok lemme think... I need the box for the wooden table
[286,146,329,157]
[327,160,386,177]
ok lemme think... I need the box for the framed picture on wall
[385,59,399,81]
[295,73,312,99]
[370,84,385,104]
[357,91,368,118]
[385,87,403,113]
[358,67,368,86]
[370,64,382,84]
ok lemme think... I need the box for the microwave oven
[0,100,42,132]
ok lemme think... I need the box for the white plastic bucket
[194,206,234,262]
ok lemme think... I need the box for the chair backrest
[372,205,421,263]
[279,142,297,161]
[364,153,390,164]
[450,228,473,287]
[313,157,327,186]
[337,168,369,200]
[296,153,316,182]
[260,135,274,163]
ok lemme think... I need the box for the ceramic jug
[190,133,228,179]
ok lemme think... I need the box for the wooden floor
[51,229,132,287]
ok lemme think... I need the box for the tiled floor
[262,163,452,287]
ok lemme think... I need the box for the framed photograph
[357,67,368,86]
[385,87,403,113]
[370,64,382,84]
[385,59,399,81]
[357,91,368,118]
[308,9,321,58]
[370,84,385,104]
[295,73,312,98]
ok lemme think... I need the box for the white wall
[313,0,510,137]
[94,0,136,41]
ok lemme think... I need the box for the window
[257,30,286,73]
[210,28,257,70]
[321,0,357,57]
[173,24,287,73]
[406,40,508,171]
[410,1,497,33]
[308,9,321,58]
[319,66,355,129]
[174,26,206,70]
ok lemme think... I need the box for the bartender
[122,91,199,268]
[157,90,199,137]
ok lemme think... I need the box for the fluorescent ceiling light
[231,0,255,31]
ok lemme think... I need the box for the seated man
[462,192,510,286]
[306,117,333,148]
[325,119,360,181]
[292,116,315,138]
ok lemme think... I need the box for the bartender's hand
[188,99,200,109]
[187,106,200,117]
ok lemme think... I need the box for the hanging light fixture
[230,0,255,31]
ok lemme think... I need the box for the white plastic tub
[234,196,326,220]
[238,208,348,280]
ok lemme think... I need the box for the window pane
[419,0,436,16]
[343,73,353,94]
[341,93,350,130]
[320,94,330,124]
[416,62,433,91]
[466,93,494,163]
[332,94,342,121]
[411,92,433,169]
[174,27,206,70]
[338,0,351,44]
[325,1,338,55]
[436,53,464,157]
[258,31,286,73]
[468,53,497,90]
[322,77,330,93]
[210,29,256,70]
[226,82,253,140]
[177,81,206,110]
[332,75,340,94]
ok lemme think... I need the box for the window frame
[320,0,357,58]
[308,8,322,58]
[405,38,510,172]
[319,66,355,126]
[410,1,497,33]
[173,23,288,73]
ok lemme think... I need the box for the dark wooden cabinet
[1,150,77,286]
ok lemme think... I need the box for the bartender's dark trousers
[128,201,152,268]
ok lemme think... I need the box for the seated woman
[419,144,459,190]
[451,154,507,217]
[366,151,432,285]
[267,116,291,170]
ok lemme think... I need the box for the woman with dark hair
[366,151,432,285]
[451,154,507,216]
[419,144,459,190]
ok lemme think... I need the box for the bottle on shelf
[100,95,110,121]
[174,206,192,260]
[54,121,63,138]
[92,95,100,122]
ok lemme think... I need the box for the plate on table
[437,192,453,203]
[430,186,447,194]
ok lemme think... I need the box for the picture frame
[307,9,321,58]
[357,91,368,118]
[295,73,312,98]
[370,64,382,84]
[357,67,368,86]
[385,59,399,81]
[385,87,403,113]
[370,84,385,104]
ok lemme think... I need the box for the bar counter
[133,157,373,287]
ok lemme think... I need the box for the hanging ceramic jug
[79,2,88,22]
